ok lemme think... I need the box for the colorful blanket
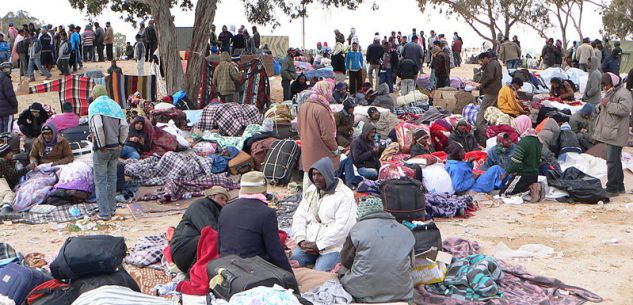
[195,103,261,136]
[28,75,95,116]
[106,72,157,109]
[140,175,239,203]
[14,203,99,224]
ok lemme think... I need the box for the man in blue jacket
[346,42,364,95]
[602,49,621,75]
[70,25,82,72]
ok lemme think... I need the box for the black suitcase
[207,255,299,300]
[60,125,89,142]
[262,139,300,185]
[50,235,127,281]
[380,177,426,221]
[0,132,20,153]
[71,268,140,294]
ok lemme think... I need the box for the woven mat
[124,264,172,295]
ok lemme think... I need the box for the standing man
[88,85,128,220]
[218,25,233,54]
[145,20,158,62]
[346,42,364,95]
[7,23,17,54]
[451,32,463,67]
[432,46,450,89]
[575,38,594,72]
[498,37,522,69]
[541,38,558,69]
[134,34,145,76]
[213,52,242,102]
[56,32,71,76]
[593,72,633,197]
[94,22,105,62]
[81,25,95,62]
[426,30,437,66]
[209,24,218,48]
[70,26,82,71]
[0,63,18,133]
[476,52,502,145]
[252,26,260,50]
[281,48,297,101]
[27,33,52,81]
[104,22,114,61]
[402,35,424,72]
[366,36,384,89]
[602,48,621,75]
[16,31,29,77]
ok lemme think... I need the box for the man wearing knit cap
[410,129,434,157]
[171,186,230,272]
[593,72,633,197]
[218,171,293,273]
[340,196,415,303]
[0,144,33,216]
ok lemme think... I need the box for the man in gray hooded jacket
[582,56,602,104]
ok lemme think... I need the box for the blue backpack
[0,263,51,305]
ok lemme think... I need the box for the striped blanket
[106,72,157,109]
[28,75,96,116]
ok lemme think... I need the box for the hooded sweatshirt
[351,124,380,170]
[125,116,151,153]
[29,123,74,165]
[17,103,50,138]
[292,157,356,254]
[212,52,242,96]
[582,56,602,104]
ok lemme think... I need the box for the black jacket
[332,52,346,73]
[0,72,18,116]
[17,103,49,138]
[290,74,309,98]
[398,58,418,79]
[232,34,246,49]
[351,124,380,170]
[449,129,479,152]
[366,42,385,65]
[145,25,157,43]
[218,198,293,273]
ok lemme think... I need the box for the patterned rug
[124,264,173,295]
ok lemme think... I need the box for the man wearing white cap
[218,171,293,272]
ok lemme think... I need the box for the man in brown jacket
[212,52,242,102]
[297,81,339,192]
[104,22,114,61]
[475,52,502,145]
[498,38,522,69]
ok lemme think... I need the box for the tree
[601,0,633,40]
[545,0,586,54]
[69,0,364,106]
[1,10,41,30]
[113,32,127,58]
[417,0,550,49]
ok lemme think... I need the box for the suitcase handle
[230,259,254,273]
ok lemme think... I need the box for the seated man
[121,116,151,160]
[47,102,80,132]
[333,82,349,103]
[444,142,477,193]
[569,103,595,151]
[410,129,434,157]
[29,123,73,167]
[340,196,415,303]
[0,144,35,215]
[351,124,381,180]
[218,171,292,272]
[501,121,544,202]
[170,186,229,273]
[497,77,526,117]
[481,132,515,171]
[292,157,356,272]
[333,100,355,147]
[448,120,479,152]
[290,73,309,98]
[107,60,123,75]
[549,77,575,101]
[18,103,50,139]
[365,107,400,140]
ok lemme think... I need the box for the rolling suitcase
[207,255,299,300]
[262,139,300,185]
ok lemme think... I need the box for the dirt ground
[4,61,633,304]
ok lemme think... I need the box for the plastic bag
[422,164,455,195]
[546,167,609,204]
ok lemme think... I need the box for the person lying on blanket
[0,144,34,216]
[339,196,415,303]
[170,186,230,273]
[121,116,151,160]
[29,123,74,167]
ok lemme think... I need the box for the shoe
[97,215,112,221]
[605,191,619,198]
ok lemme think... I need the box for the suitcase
[60,125,89,142]
[50,235,127,281]
[380,177,426,222]
[411,222,442,254]
[0,132,20,153]
[262,140,300,185]
[207,255,299,300]
[0,263,51,305]
[228,151,255,175]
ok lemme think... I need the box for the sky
[3,0,605,55]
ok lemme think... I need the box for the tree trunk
[184,0,218,106]
[149,0,185,95]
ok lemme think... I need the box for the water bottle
[69,206,81,217]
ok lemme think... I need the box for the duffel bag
[60,125,90,142]
[207,255,299,300]
[410,222,442,254]
[26,279,79,305]
[50,235,127,281]
[380,177,426,221]
[71,268,140,295]
[262,139,300,185]
[0,263,51,305]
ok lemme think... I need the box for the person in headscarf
[291,157,356,272]
[502,115,544,202]
[121,116,151,160]
[410,129,434,157]
[481,132,515,171]
[537,117,561,158]
[448,120,480,152]
[17,102,50,138]
[28,123,73,166]
[340,196,415,303]
[445,142,476,193]
[334,99,355,147]
[569,103,595,151]
[593,69,633,196]
[290,73,309,98]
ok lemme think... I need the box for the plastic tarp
[546,167,609,204]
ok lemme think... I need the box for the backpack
[26,279,79,305]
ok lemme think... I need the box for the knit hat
[335,82,346,91]
[204,186,230,198]
[560,122,572,131]
[602,72,620,87]
[357,196,384,219]
[446,142,464,160]
[0,63,12,74]
[579,103,595,116]
[239,171,267,195]
[0,144,11,157]
[367,107,379,116]
[457,120,468,127]
[91,85,108,99]
[413,129,429,141]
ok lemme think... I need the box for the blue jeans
[506,59,522,69]
[28,57,51,78]
[379,69,393,93]
[120,145,141,160]
[358,167,378,180]
[93,148,121,217]
[291,248,340,272]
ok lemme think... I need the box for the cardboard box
[432,88,458,113]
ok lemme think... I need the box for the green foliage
[1,10,41,29]
[601,0,633,40]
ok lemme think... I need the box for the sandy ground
[4,61,633,304]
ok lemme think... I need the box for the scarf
[513,115,536,137]
[238,193,268,202]
[308,80,335,111]
[41,123,58,156]
[88,95,126,121]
